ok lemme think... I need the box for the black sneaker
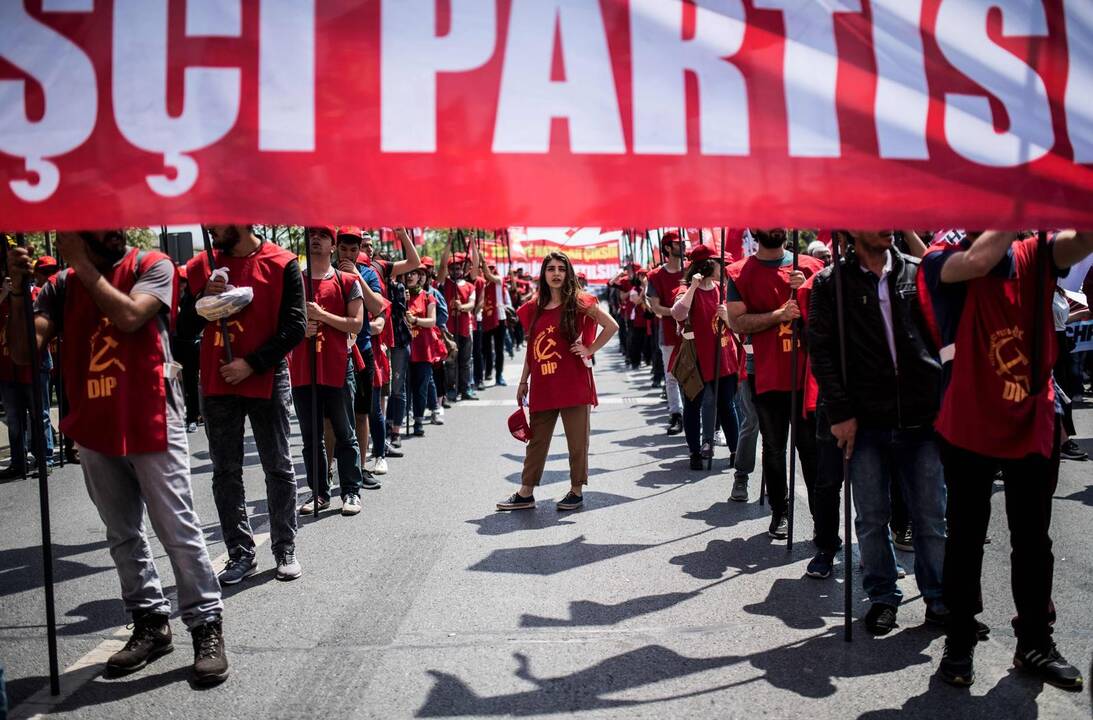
[556,492,584,511]
[191,620,229,686]
[385,442,404,459]
[390,433,402,449]
[865,603,899,636]
[700,442,713,460]
[667,414,684,436]
[806,550,834,579]
[361,472,382,490]
[217,555,257,586]
[689,453,704,471]
[938,640,975,687]
[1014,642,1084,690]
[893,526,914,552]
[107,613,173,673]
[441,397,452,409]
[497,492,535,511]
[768,514,788,539]
[1059,440,1088,461]
[730,476,749,502]
[924,608,991,640]
[413,422,425,437]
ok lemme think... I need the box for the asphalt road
[1,344,1091,719]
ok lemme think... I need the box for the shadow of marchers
[633,466,702,489]
[743,575,856,631]
[0,540,114,598]
[856,670,1044,720]
[682,500,769,529]
[520,590,701,628]
[1057,484,1093,508]
[467,535,658,576]
[669,533,796,581]
[747,627,935,700]
[466,492,636,536]
[416,645,746,717]
[503,467,609,486]
[57,598,128,636]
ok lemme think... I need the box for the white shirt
[862,251,897,370]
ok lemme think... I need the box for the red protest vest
[727,254,824,395]
[61,250,177,456]
[517,297,598,412]
[444,278,474,337]
[668,285,740,383]
[407,290,445,363]
[647,265,684,345]
[934,237,1057,459]
[358,254,394,349]
[289,270,356,388]
[186,242,295,399]
[481,279,503,332]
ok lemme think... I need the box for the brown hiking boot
[191,620,229,686]
[106,613,173,673]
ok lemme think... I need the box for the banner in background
[507,228,622,284]
[2,1,1093,231]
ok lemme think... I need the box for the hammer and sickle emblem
[534,329,562,363]
[89,335,126,373]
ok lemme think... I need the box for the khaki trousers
[521,405,591,487]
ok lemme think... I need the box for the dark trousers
[1055,331,1077,436]
[755,390,819,520]
[628,327,648,368]
[813,415,845,553]
[433,362,448,401]
[940,429,1059,649]
[482,326,506,382]
[472,328,485,386]
[175,340,201,424]
[455,334,473,394]
[292,369,363,499]
[205,364,297,560]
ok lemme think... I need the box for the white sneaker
[371,457,388,475]
[714,430,727,447]
[365,456,377,473]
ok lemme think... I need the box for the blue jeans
[370,387,386,458]
[682,376,739,455]
[386,346,410,431]
[291,364,363,498]
[1,379,53,470]
[849,426,946,607]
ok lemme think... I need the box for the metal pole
[707,227,728,471]
[54,233,65,470]
[200,227,234,363]
[787,229,801,554]
[832,232,853,642]
[15,232,61,695]
[301,228,321,519]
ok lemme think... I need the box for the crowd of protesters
[1,225,1091,697]
[608,228,1093,692]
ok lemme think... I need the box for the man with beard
[184,225,306,584]
[646,231,687,436]
[726,229,826,541]
[7,231,228,685]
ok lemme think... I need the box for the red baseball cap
[34,256,58,271]
[337,226,364,243]
[421,256,435,269]
[662,231,683,245]
[307,225,338,241]
[507,407,533,443]
[688,243,720,263]
[577,272,588,281]
[448,252,468,266]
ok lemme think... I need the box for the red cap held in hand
[508,407,533,443]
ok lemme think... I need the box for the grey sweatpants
[80,384,223,628]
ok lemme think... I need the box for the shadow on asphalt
[1058,484,1093,508]
[670,533,797,581]
[0,540,113,599]
[855,672,1044,720]
[518,591,702,628]
[465,492,636,536]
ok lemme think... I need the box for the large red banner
[507,227,623,284]
[2,0,1092,231]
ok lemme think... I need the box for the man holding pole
[184,225,306,585]
[808,230,947,633]
[726,229,824,539]
[438,239,478,402]
[7,231,229,685]
[922,230,1093,690]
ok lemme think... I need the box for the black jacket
[807,249,941,430]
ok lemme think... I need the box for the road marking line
[450,397,663,408]
[10,533,271,720]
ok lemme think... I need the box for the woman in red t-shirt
[670,244,742,471]
[403,268,445,437]
[498,252,618,512]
